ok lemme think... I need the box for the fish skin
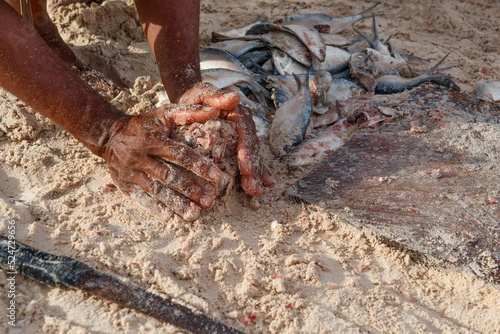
[200,48,254,75]
[288,119,354,167]
[273,3,380,34]
[270,75,313,157]
[320,33,352,47]
[312,45,351,75]
[280,24,326,62]
[375,54,452,94]
[312,102,341,128]
[475,80,500,103]
[260,31,313,66]
[349,51,376,92]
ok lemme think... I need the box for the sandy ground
[1,0,500,333]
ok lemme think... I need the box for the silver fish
[476,81,500,103]
[270,48,309,76]
[201,68,269,98]
[245,23,326,62]
[312,45,351,75]
[212,31,313,66]
[375,54,451,94]
[273,3,380,34]
[270,75,312,157]
[200,48,254,75]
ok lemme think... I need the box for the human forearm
[0,3,128,156]
[135,0,201,102]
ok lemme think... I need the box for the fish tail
[371,14,378,41]
[357,2,381,17]
[424,53,450,76]
[352,26,376,48]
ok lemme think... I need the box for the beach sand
[1,0,499,333]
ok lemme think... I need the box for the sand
[1,0,500,333]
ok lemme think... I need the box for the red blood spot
[240,311,257,326]
[480,66,489,74]
[285,303,293,309]
[272,274,280,279]
[305,53,312,62]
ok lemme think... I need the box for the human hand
[179,83,274,197]
[102,104,224,221]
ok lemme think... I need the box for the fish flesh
[365,48,412,78]
[270,75,312,157]
[288,119,354,167]
[273,3,380,34]
[349,51,376,92]
[325,78,366,104]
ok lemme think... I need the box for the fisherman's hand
[179,83,274,197]
[102,104,223,221]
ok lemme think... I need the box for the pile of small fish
[198,3,456,167]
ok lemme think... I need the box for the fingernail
[209,166,222,181]
[200,195,214,209]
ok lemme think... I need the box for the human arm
[135,0,274,195]
[0,2,223,220]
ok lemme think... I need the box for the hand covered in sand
[179,82,274,197]
[102,104,224,222]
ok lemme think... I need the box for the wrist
[71,102,131,158]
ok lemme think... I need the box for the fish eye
[305,54,312,61]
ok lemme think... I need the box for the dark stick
[0,234,244,334]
